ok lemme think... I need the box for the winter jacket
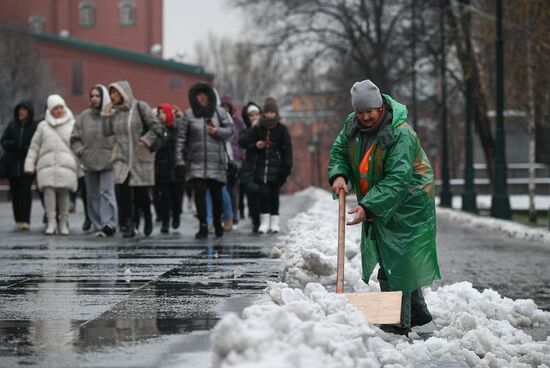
[175,83,234,183]
[24,97,79,192]
[328,94,441,293]
[155,123,180,183]
[246,119,293,186]
[221,96,246,164]
[102,80,163,186]
[71,108,114,172]
[1,101,39,179]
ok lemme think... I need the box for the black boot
[122,220,135,238]
[144,212,153,237]
[82,217,92,232]
[214,220,223,238]
[161,217,170,234]
[195,223,208,239]
[172,215,180,229]
[379,325,411,336]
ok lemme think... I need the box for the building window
[72,60,84,96]
[28,15,45,33]
[119,0,136,26]
[79,2,96,28]
[168,76,183,91]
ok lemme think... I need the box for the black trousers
[9,175,33,223]
[258,182,280,215]
[155,182,182,223]
[193,179,222,228]
[246,192,260,228]
[377,267,432,328]
[115,177,151,228]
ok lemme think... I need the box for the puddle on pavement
[0,243,279,361]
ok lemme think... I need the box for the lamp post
[461,0,478,213]
[439,0,452,207]
[490,0,512,219]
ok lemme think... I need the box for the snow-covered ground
[210,188,550,367]
[436,195,550,212]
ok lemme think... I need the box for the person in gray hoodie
[175,82,234,238]
[71,85,118,237]
[102,80,163,238]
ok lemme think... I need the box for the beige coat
[102,81,163,186]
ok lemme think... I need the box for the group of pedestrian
[1,80,293,239]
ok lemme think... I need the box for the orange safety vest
[359,143,375,195]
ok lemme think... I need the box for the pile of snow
[211,188,550,367]
[436,195,550,212]
[437,207,550,246]
[271,188,375,291]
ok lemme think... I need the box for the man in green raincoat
[328,79,441,335]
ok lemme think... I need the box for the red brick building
[283,93,348,193]
[0,0,213,112]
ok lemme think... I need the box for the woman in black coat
[1,101,39,230]
[245,97,292,234]
[154,103,182,234]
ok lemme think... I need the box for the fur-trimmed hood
[188,82,217,118]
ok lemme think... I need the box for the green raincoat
[328,95,441,293]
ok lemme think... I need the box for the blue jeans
[206,185,233,225]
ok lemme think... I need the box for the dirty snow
[211,188,550,367]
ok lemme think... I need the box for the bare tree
[238,1,437,93]
[194,33,286,105]
[0,26,58,130]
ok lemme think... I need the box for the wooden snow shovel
[336,189,402,325]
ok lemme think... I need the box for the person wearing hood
[221,95,245,230]
[328,79,441,335]
[1,101,39,230]
[175,82,234,239]
[154,103,182,234]
[102,80,163,238]
[237,102,262,232]
[24,95,79,235]
[238,102,261,150]
[245,97,292,234]
[71,85,118,237]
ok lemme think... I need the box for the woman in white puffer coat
[25,95,79,235]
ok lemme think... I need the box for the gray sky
[163,0,245,63]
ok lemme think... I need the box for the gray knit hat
[350,79,383,111]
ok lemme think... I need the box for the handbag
[137,101,163,153]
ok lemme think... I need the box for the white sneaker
[270,215,280,233]
[258,214,270,234]
[58,220,69,235]
[45,221,57,235]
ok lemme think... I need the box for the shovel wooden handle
[336,188,346,294]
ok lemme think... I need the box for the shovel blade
[345,291,402,325]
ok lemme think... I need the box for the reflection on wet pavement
[0,190,314,368]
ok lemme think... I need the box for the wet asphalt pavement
[1,192,549,368]
[0,194,311,368]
